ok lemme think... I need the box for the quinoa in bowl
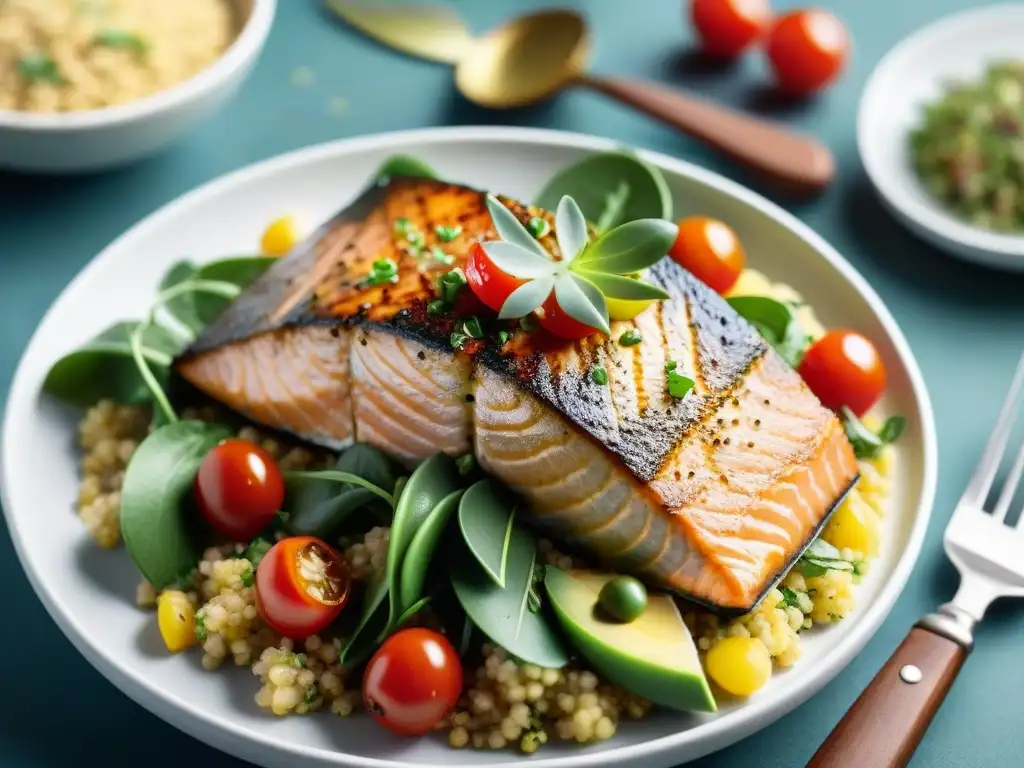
[0,0,239,113]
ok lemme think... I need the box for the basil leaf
[398,488,465,612]
[573,270,670,301]
[374,154,439,182]
[458,481,515,588]
[449,513,569,669]
[878,416,907,444]
[726,295,810,368]
[840,408,905,460]
[120,421,232,589]
[578,219,678,275]
[43,321,182,408]
[534,150,673,232]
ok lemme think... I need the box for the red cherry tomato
[798,330,886,417]
[194,439,284,540]
[690,0,772,58]
[465,242,525,313]
[363,628,463,736]
[255,536,351,638]
[537,293,601,340]
[669,216,745,295]
[765,9,848,95]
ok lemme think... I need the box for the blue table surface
[3,1,1024,766]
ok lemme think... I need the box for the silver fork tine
[962,351,1024,507]
[992,436,1024,522]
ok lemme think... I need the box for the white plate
[1,127,937,768]
[858,3,1024,271]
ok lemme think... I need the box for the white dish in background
[0,0,275,174]
[859,3,1024,271]
[1,127,937,768]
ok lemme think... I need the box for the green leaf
[534,150,673,232]
[486,195,550,259]
[457,481,515,588]
[450,512,569,669]
[285,443,397,538]
[94,28,147,52]
[805,538,842,560]
[777,586,800,609]
[43,321,182,408]
[578,219,678,275]
[481,241,554,280]
[398,488,465,611]
[374,154,439,182]
[667,370,696,399]
[158,257,276,335]
[878,416,907,444]
[841,408,905,460]
[726,295,810,369]
[339,574,390,668]
[120,421,232,589]
[243,537,273,570]
[498,275,553,319]
[573,270,670,301]
[385,453,461,632]
[554,195,589,264]
[394,595,433,629]
[555,273,610,335]
[18,52,62,84]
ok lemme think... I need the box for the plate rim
[857,2,1024,270]
[1,125,938,768]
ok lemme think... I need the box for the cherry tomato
[669,216,745,295]
[765,10,848,95]
[363,628,463,736]
[690,0,772,58]
[465,241,525,313]
[194,439,284,541]
[798,330,886,417]
[537,293,601,340]
[255,536,351,638]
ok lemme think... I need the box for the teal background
[2,0,1023,766]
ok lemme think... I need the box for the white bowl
[1,127,937,768]
[0,0,276,174]
[858,3,1024,271]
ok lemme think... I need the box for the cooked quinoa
[75,270,897,753]
[0,0,236,113]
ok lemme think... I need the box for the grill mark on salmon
[175,175,859,613]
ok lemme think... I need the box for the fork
[807,351,1024,768]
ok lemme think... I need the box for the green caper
[597,576,647,623]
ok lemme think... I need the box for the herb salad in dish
[46,150,903,753]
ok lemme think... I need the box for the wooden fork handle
[807,626,969,768]
[577,74,835,196]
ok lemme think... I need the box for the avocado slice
[544,566,717,713]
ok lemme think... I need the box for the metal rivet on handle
[900,664,923,684]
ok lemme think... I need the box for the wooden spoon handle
[806,626,969,768]
[579,74,834,195]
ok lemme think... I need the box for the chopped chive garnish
[435,224,462,242]
[438,268,467,304]
[393,217,412,234]
[94,28,147,52]
[17,52,62,84]
[406,230,425,250]
[498,330,511,344]
[430,246,454,265]
[364,258,399,286]
[590,365,608,385]
[527,216,550,239]
[450,331,469,350]
[519,315,538,332]
[619,329,642,346]
[463,316,484,339]
[667,370,695,399]
[456,453,476,476]
[664,360,678,372]
[427,299,446,316]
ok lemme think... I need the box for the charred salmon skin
[176,175,859,614]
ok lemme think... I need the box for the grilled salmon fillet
[176,176,859,613]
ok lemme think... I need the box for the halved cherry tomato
[465,241,525,313]
[669,216,745,295]
[765,10,848,95]
[690,0,772,58]
[798,330,886,417]
[255,536,351,638]
[537,293,601,340]
[194,439,284,541]
[363,628,463,736]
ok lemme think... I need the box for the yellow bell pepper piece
[157,590,197,653]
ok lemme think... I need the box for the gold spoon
[328,3,834,195]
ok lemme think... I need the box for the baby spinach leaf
[449,510,569,669]
[120,420,232,590]
[158,261,203,333]
[394,595,433,630]
[339,574,390,669]
[841,407,906,460]
[43,321,182,408]
[385,453,461,630]
[458,480,515,588]
[285,443,397,538]
[535,150,673,232]
[157,256,275,334]
[375,154,439,183]
[399,488,465,611]
[726,295,810,368]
